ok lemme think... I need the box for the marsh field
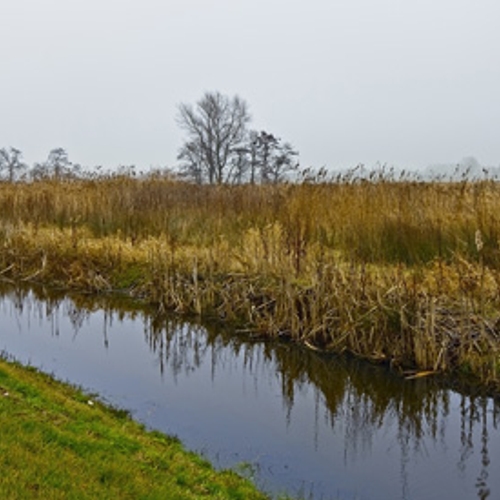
[0,173,499,391]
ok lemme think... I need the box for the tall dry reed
[0,174,499,389]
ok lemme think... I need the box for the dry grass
[0,174,499,389]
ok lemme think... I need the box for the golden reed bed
[0,175,499,391]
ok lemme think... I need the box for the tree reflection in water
[1,282,498,500]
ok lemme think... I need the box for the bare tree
[229,146,251,184]
[177,91,251,184]
[177,141,204,184]
[47,147,70,179]
[265,141,299,183]
[32,147,73,180]
[0,147,27,182]
[251,131,299,183]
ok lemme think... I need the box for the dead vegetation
[0,173,499,389]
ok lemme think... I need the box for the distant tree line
[2,91,301,184]
[4,92,498,186]
[0,147,84,182]
[0,146,164,182]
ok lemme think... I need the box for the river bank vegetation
[0,172,499,391]
[0,356,270,499]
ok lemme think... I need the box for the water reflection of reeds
[1,282,498,500]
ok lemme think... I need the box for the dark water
[0,283,499,500]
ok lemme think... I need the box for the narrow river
[0,283,499,500]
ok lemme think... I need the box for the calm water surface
[0,283,499,500]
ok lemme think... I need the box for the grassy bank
[0,175,499,390]
[0,357,271,499]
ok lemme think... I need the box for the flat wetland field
[0,174,499,392]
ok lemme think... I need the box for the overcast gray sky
[1,0,499,171]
